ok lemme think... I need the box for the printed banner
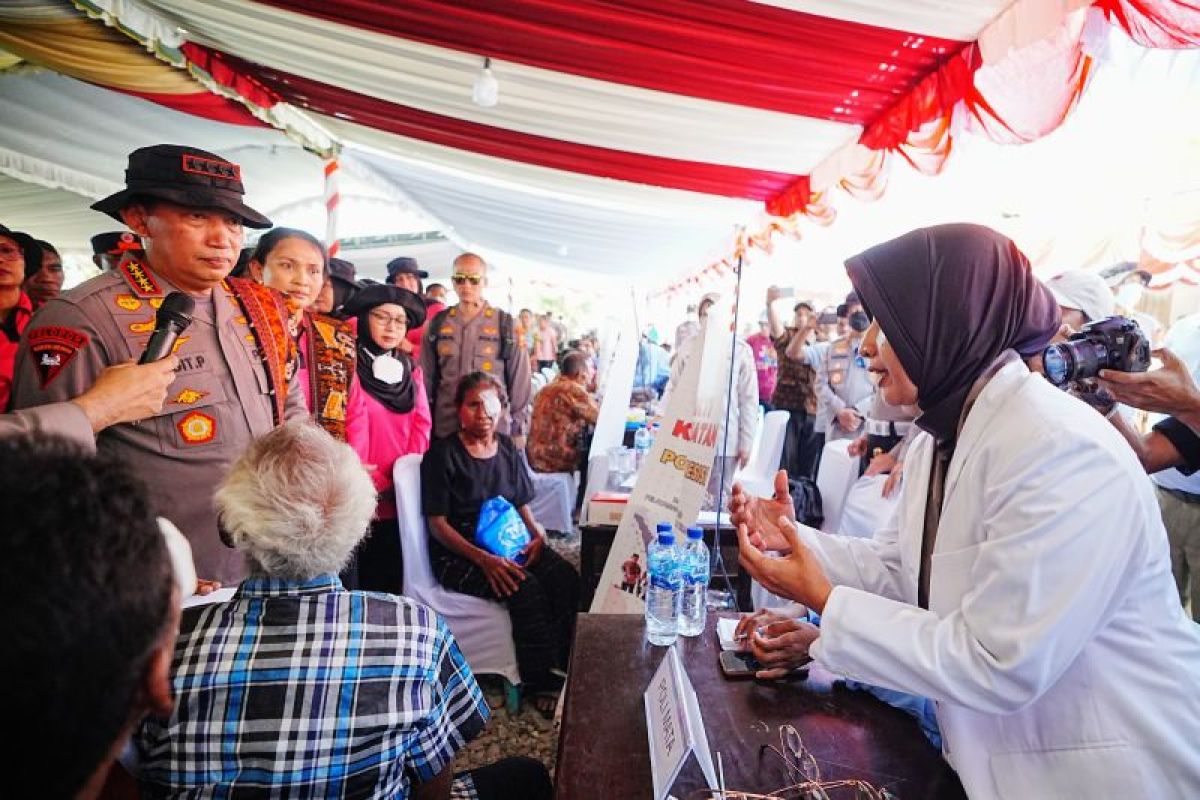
[591,306,731,613]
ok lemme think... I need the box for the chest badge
[172,388,208,405]
[114,294,142,312]
[177,411,216,444]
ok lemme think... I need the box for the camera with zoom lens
[1042,315,1151,388]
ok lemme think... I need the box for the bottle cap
[656,522,673,533]
[686,526,703,540]
[657,532,675,545]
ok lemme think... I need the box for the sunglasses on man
[451,273,483,286]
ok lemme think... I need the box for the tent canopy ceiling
[0,0,1196,287]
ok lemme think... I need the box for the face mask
[481,389,502,421]
[848,311,871,332]
[371,352,406,384]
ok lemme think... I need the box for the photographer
[1099,315,1200,621]
[1099,344,1200,475]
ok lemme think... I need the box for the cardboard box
[585,491,630,526]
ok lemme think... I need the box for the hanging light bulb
[472,57,499,108]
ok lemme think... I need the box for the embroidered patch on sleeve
[27,326,89,389]
[176,411,216,445]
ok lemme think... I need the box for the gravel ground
[455,532,581,779]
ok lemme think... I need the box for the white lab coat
[799,355,1200,799]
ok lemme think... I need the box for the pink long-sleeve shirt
[357,366,432,519]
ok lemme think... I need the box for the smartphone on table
[719,650,762,679]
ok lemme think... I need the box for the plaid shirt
[136,574,488,799]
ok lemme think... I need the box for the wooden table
[555,614,965,800]
[579,523,752,611]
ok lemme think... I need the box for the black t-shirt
[421,432,535,544]
[1153,416,1200,476]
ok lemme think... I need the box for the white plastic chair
[815,438,857,534]
[393,454,521,709]
[734,410,788,498]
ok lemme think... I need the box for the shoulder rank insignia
[117,257,163,298]
[177,411,217,445]
[27,326,89,389]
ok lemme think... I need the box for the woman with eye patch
[340,284,432,594]
[422,371,579,717]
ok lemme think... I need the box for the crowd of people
[0,143,606,799]
[4,141,1200,799]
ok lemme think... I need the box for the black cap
[386,256,428,282]
[328,257,359,288]
[91,144,271,229]
[90,231,142,256]
[342,284,427,329]
[0,226,43,278]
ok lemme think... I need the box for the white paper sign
[591,306,730,613]
[644,646,717,800]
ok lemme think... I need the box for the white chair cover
[815,438,857,534]
[836,475,901,539]
[734,410,788,498]
[393,454,520,685]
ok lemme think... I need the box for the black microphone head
[156,291,195,329]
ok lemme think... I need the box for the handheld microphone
[139,291,196,364]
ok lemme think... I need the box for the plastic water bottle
[678,526,709,637]
[645,524,681,646]
[633,424,652,470]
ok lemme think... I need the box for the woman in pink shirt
[248,228,367,449]
[341,284,432,593]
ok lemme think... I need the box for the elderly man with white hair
[134,420,551,800]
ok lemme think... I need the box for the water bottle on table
[645,523,681,646]
[633,424,652,470]
[678,526,709,637]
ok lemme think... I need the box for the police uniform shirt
[420,303,532,440]
[10,263,306,584]
[817,335,875,439]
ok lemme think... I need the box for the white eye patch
[481,389,502,420]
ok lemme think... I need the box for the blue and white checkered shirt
[136,574,488,799]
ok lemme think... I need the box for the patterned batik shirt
[528,377,599,473]
[136,574,489,799]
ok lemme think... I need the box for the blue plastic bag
[475,496,531,561]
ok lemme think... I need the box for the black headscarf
[845,224,1060,443]
[343,285,427,415]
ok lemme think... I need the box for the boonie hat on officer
[90,231,142,256]
[386,256,428,282]
[91,144,272,229]
[342,284,427,330]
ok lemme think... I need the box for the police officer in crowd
[420,252,531,443]
[816,301,874,442]
[91,230,142,271]
[11,144,307,584]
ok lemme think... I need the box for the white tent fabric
[0,70,761,281]
[104,0,860,174]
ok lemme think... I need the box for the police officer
[816,307,875,442]
[11,144,307,584]
[91,231,142,271]
[420,252,531,442]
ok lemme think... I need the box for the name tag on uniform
[644,645,716,800]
